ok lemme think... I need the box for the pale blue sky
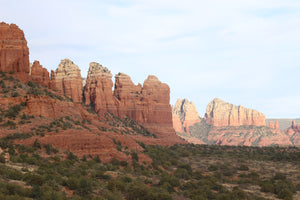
[1,0,300,118]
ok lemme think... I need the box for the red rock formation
[84,63,180,140]
[49,70,56,89]
[84,62,117,115]
[269,121,275,129]
[275,120,279,130]
[54,59,83,103]
[30,60,50,86]
[207,127,292,146]
[113,73,142,118]
[25,95,89,119]
[172,99,201,135]
[291,120,300,131]
[269,120,280,130]
[204,98,266,127]
[0,22,29,74]
[114,74,175,138]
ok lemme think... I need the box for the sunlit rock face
[204,98,266,127]
[54,59,83,103]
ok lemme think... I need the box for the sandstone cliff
[30,60,50,86]
[172,99,201,135]
[286,120,300,146]
[204,98,266,127]
[0,22,29,74]
[55,59,83,103]
[269,120,280,130]
[84,62,117,115]
[84,63,177,139]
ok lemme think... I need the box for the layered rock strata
[204,98,266,127]
[30,60,50,86]
[55,59,83,103]
[269,120,280,130]
[172,99,201,135]
[84,62,117,115]
[0,22,29,74]
[84,62,176,138]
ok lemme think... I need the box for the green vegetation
[0,143,298,199]
[104,113,156,137]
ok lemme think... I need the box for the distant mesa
[172,97,298,147]
[204,98,266,127]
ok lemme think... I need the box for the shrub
[277,188,293,200]
[0,154,5,163]
[126,181,150,200]
[66,151,78,161]
[131,152,139,162]
[107,179,126,192]
[274,172,287,181]
[174,168,191,179]
[76,177,93,196]
[260,182,274,193]
[33,139,41,149]
[11,92,20,97]
[238,164,249,171]
[23,173,45,185]
[2,120,16,129]
[208,164,218,171]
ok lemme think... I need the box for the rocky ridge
[0,22,183,162]
[84,63,176,138]
[286,120,300,146]
[204,98,266,127]
[173,98,299,147]
[172,99,201,135]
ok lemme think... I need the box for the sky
[1,0,300,118]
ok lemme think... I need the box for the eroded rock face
[204,98,266,127]
[55,59,83,103]
[286,121,300,146]
[269,120,280,130]
[84,62,117,115]
[30,60,50,86]
[84,63,179,139]
[0,22,29,74]
[172,99,201,135]
[113,72,142,118]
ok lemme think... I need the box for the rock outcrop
[55,59,83,103]
[204,98,266,127]
[0,22,29,74]
[269,120,280,130]
[84,63,178,139]
[172,99,201,135]
[30,60,50,86]
[84,62,117,115]
[292,120,300,132]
